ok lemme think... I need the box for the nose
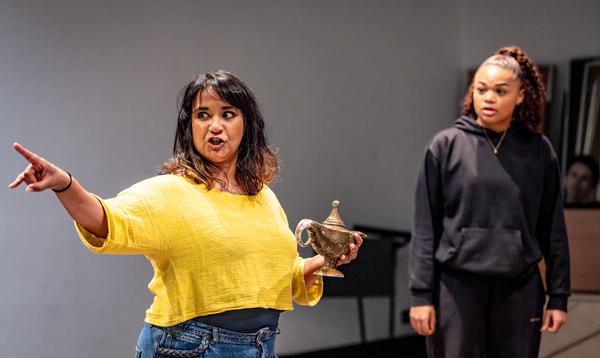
[483,91,496,103]
[208,116,224,133]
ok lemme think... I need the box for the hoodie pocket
[437,228,528,279]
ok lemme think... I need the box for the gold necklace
[217,183,244,195]
[483,128,508,154]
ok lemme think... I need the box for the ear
[516,87,525,105]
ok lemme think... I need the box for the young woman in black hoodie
[409,46,570,358]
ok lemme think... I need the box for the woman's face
[191,89,244,169]
[473,65,524,131]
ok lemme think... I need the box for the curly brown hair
[462,46,546,132]
[161,71,278,196]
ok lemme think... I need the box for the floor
[282,293,600,358]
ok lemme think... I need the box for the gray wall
[1,0,599,356]
[0,1,459,356]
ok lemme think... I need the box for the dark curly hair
[462,45,546,132]
[161,70,278,196]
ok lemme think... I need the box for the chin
[481,116,508,125]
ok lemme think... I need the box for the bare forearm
[303,255,325,287]
[10,143,107,238]
[55,176,108,238]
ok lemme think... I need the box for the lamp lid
[322,200,346,228]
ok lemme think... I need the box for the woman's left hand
[336,232,364,266]
[302,233,364,287]
[540,309,567,333]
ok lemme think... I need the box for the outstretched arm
[9,143,108,238]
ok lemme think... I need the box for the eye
[496,89,507,95]
[476,87,485,94]
[197,111,210,120]
[222,111,237,120]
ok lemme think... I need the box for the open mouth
[482,108,496,116]
[208,138,224,145]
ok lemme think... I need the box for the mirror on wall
[562,56,600,206]
[565,56,600,163]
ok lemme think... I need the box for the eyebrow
[477,81,510,87]
[195,105,237,111]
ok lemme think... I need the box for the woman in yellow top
[9,70,363,358]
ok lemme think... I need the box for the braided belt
[157,337,209,357]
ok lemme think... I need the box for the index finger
[13,143,41,165]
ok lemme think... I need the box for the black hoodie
[410,115,570,311]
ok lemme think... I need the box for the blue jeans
[136,321,279,358]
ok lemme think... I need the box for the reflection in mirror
[563,56,600,205]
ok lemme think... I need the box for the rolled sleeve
[291,256,323,306]
[75,190,161,255]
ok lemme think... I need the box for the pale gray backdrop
[1,0,599,356]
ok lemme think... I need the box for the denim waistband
[167,320,280,345]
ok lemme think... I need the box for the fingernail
[25,187,33,192]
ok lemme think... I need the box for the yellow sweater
[75,174,323,327]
